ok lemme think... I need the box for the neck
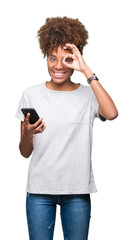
[46,80,79,91]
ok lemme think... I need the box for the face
[47,46,74,84]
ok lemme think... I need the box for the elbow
[19,149,30,158]
[107,110,119,120]
[20,151,31,158]
[22,153,30,158]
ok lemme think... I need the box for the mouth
[52,71,66,79]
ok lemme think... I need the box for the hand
[62,43,87,72]
[23,113,46,138]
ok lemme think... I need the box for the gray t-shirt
[15,81,106,194]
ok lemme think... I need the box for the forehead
[49,46,72,56]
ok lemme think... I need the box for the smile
[52,71,66,78]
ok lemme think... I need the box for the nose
[55,59,64,69]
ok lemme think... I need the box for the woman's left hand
[62,43,87,72]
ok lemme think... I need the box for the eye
[65,57,73,63]
[49,56,56,62]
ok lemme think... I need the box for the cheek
[69,69,74,76]
[47,66,53,75]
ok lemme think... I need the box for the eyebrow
[49,54,56,57]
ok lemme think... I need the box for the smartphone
[21,108,42,125]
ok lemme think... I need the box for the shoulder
[80,83,94,96]
[22,83,43,97]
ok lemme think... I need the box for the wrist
[82,65,93,79]
[23,132,33,140]
[87,73,99,85]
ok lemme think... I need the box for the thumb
[62,55,74,68]
[25,112,30,123]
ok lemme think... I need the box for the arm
[82,66,118,120]
[63,43,118,120]
[19,121,34,158]
[19,113,45,158]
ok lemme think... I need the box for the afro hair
[37,16,88,57]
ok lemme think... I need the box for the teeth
[54,72,65,75]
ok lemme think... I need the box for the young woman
[15,17,118,240]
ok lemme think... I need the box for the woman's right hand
[23,113,46,138]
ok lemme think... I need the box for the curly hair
[37,17,88,58]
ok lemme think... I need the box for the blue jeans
[26,192,91,240]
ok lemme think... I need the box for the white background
[0,0,133,239]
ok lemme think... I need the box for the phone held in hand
[21,108,42,125]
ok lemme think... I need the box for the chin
[52,78,69,84]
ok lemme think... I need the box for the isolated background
[0,0,133,239]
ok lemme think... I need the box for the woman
[15,17,118,240]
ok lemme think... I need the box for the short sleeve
[92,93,106,121]
[15,91,27,122]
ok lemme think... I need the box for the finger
[34,123,46,134]
[37,125,46,134]
[63,53,75,61]
[63,54,77,69]
[32,117,43,129]
[63,43,74,49]
[62,53,75,64]
[71,44,81,57]
[35,121,45,131]
[63,43,75,53]
[64,44,81,60]
[62,59,73,68]
[24,113,30,124]
[38,125,46,133]
[64,43,77,52]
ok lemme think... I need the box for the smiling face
[47,46,74,84]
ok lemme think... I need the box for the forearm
[19,134,33,158]
[82,65,118,120]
